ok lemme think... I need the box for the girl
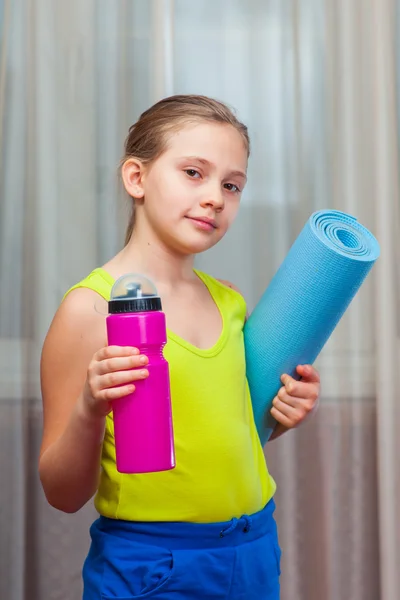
[39,94,320,599]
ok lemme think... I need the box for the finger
[97,354,148,375]
[295,364,320,383]
[272,394,302,419]
[280,376,319,401]
[270,405,296,429]
[95,346,140,361]
[277,386,315,411]
[100,368,149,390]
[98,383,137,402]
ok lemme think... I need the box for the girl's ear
[121,158,146,199]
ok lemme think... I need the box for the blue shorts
[83,498,281,599]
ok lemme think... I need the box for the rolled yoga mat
[244,209,380,445]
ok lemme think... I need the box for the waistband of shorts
[95,498,277,550]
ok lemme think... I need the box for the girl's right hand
[83,346,149,419]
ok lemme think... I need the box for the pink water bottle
[106,273,175,474]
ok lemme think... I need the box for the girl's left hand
[270,364,320,429]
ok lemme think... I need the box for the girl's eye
[224,183,241,193]
[185,169,200,178]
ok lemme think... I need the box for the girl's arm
[39,289,148,513]
[39,289,107,512]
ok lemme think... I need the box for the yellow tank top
[67,268,276,522]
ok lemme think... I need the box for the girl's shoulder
[46,269,110,354]
[196,271,249,320]
[63,267,114,303]
[55,267,113,330]
[217,278,244,296]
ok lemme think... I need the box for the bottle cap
[108,273,162,314]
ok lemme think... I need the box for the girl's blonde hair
[122,94,250,244]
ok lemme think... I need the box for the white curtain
[0,1,399,599]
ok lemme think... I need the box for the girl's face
[125,122,248,256]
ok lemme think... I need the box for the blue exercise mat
[244,210,380,445]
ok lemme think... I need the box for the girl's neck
[114,224,196,289]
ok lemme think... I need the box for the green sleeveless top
[66,268,276,522]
